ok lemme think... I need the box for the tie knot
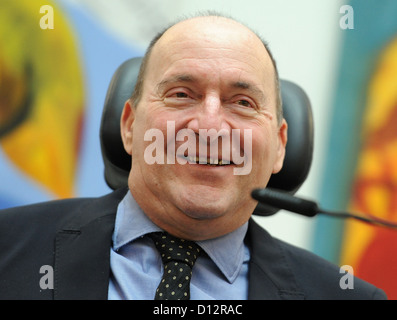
[149,232,201,268]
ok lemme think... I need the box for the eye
[175,92,189,98]
[235,99,253,108]
[166,89,192,99]
[163,89,195,107]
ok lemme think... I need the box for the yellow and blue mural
[0,0,141,208]
[0,0,84,200]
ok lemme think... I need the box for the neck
[128,183,253,241]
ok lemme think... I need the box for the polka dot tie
[148,232,201,300]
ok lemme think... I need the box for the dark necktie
[148,232,201,300]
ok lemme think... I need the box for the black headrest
[100,57,314,216]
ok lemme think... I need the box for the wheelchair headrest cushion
[100,57,314,216]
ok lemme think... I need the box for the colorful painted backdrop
[0,0,146,208]
[313,0,397,299]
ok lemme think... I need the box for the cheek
[131,109,184,165]
[131,111,158,163]
[250,127,279,172]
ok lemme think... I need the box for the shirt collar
[197,223,248,283]
[112,191,162,250]
[112,191,249,284]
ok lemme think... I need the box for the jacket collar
[54,188,127,299]
[247,218,305,300]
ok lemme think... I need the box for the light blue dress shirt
[108,191,250,300]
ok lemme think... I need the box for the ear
[120,99,135,155]
[272,118,288,174]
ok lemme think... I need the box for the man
[0,14,387,300]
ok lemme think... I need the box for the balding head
[131,14,282,123]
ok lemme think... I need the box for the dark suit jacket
[0,188,386,300]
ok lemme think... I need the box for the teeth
[186,155,231,166]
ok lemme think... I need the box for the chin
[182,206,226,220]
[179,197,230,220]
[177,189,231,220]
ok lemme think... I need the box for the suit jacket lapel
[247,218,305,300]
[54,188,127,300]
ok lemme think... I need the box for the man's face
[121,17,287,240]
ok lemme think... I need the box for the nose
[186,95,231,142]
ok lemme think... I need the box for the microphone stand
[252,188,397,230]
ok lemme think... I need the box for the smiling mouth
[179,155,234,166]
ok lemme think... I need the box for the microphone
[251,188,397,229]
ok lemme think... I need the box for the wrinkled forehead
[146,16,275,87]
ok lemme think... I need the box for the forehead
[145,17,275,90]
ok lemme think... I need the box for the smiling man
[120,15,287,241]
[0,14,387,300]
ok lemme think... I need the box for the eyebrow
[156,74,266,102]
[230,81,266,102]
[156,74,197,93]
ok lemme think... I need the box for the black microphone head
[251,188,318,217]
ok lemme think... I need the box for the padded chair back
[100,57,314,216]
